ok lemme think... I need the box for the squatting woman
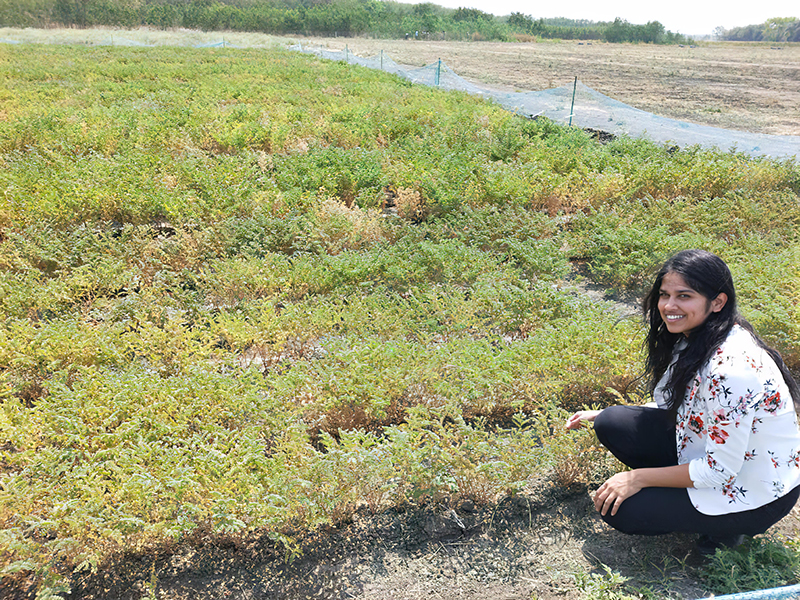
[566,249,800,554]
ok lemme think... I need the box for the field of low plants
[0,42,799,598]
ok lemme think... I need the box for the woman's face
[657,272,727,336]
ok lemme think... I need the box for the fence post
[569,76,577,126]
[380,49,383,71]
[436,58,441,86]
[345,45,349,63]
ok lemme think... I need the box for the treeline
[507,14,689,44]
[719,17,800,42]
[0,0,691,43]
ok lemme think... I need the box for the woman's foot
[697,533,745,556]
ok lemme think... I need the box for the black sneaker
[697,533,745,556]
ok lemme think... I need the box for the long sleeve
[675,326,800,515]
[684,362,761,491]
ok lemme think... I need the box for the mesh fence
[291,43,800,162]
[1,30,796,161]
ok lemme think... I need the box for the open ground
[293,37,800,137]
[62,485,800,599]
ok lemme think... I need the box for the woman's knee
[593,405,629,445]
[601,509,672,536]
[600,488,686,536]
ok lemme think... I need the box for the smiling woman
[566,249,800,556]
[657,271,727,336]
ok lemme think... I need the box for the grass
[0,40,799,597]
[701,536,800,595]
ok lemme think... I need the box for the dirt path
[293,38,800,136]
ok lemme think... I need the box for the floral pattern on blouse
[657,325,800,516]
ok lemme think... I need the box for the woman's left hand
[593,471,643,517]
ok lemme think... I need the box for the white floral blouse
[654,325,800,515]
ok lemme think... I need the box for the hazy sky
[405,0,798,36]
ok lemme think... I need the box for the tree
[452,7,491,22]
[641,20,664,43]
[604,17,631,43]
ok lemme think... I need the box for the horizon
[391,0,798,37]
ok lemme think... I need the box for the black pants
[593,405,800,536]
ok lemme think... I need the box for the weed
[700,535,800,595]
[572,564,632,599]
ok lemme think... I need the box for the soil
[292,38,800,136]
[61,481,800,600]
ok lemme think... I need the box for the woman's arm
[594,464,693,516]
[564,409,602,430]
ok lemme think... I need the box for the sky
[403,0,798,36]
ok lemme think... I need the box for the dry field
[299,37,800,137]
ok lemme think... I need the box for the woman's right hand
[564,409,602,430]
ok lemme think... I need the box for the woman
[566,249,800,554]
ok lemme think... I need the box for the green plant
[701,535,800,595]
[573,564,633,600]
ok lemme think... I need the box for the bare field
[299,38,800,137]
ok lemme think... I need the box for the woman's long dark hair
[643,249,800,420]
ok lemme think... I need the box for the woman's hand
[564,409,602,430]
[593,465,693,516]
[593,471,643,516]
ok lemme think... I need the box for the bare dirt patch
[295,38,800,136]
[58,481,800,600]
